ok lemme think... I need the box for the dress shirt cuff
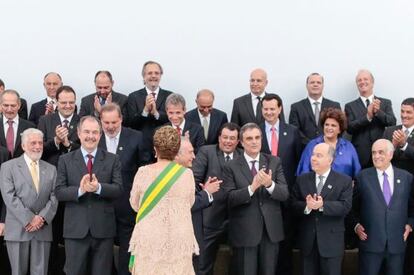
[78,188,85,198]
[401,143,408,151]
[248,185,254,197]
[95,183,102,195]
[141,110,149,117]
[266,181,275,194]
[366,114,373,122]
[153,111,160,120]
[54,137,60,149]
[204,190,214,203]
[304,206,312,215]
[354,223,361,233]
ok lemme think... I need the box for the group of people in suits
[0,62,414,275]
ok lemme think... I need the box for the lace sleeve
[130,166,145,212]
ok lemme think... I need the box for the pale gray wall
[1,0,413,122]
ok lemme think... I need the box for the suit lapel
[216,146,226,169]
[38,160,49,195]
[98,136,107,151]
[303,100,316,125]
[74,149,88,176]
[116,128,127,155]
[244,95,255,121]
[278,122,289,157]
[0,120,6,147]
[368,168,388,207]
[239,157,253,184]
[156,89,167,109]
[17,156,38,195]
[305,172,318,195]
[260,124,271,154]
[320,171,334,198]
[389,168,403,207]
[92,149,104,176]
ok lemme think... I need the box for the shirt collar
[308,96,322,105]
[316,168,331,179]
[244,152,260,163]
[376,164,393,177]
[80,147,98,158]
[58,113,74,124]
[360,94,374,104]
[23,153,38,165]
[47,96,56,104]
[265,120,279,132]
[145,86,160,96]
[224,152,234,159]
[105,129,121,141]
[3,115,19,124]
[251,92,265,100]
[197,109,210,119]
[402,125,414,135]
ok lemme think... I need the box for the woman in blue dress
[297,107,361,178]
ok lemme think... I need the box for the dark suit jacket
[384,125,414,175]
[170,121,205,154]
[37,113,80,167]
[291,170,352,257]
[289,97,341,145]
[185,108,228,145]
[193,145,243,230]
[222,153,289,247]
[231,93,264,127]
[345,96,396,168]
[353,166,414,254]
[28,98,47,126]
[19,98,28,120]
[98,127,147,229]
[0,117,35,158]
[260,121,302,187]
[126,88,172,161]
[55,148,123,239]
[0,146,10,223]
[78,91,127,118]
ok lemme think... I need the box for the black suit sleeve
[373,99,396,127]
[191,189,210,212]
[269,158,289,202]
[99,155,123,199]
[192,148,208,185]
[322,177,353,217]
[19,99,28,120]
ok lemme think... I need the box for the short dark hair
[320,107,347,134]
[141,61,163,77]
[262,93,283,108]
[0,78,4,88]
[219,122,240,137]
[239,123,261,141]
[401,98,414,109]
[94,70,113,82]
[56,85,76,101]
[306,72,324,84]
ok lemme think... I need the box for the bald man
[0,78,28,119]
[230,69,270,127]
[185,89,228,145]
[29,72,63,125]
[345,69,396,168]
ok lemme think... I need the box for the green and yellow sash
[129,162,186,270]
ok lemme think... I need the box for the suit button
[315,217,318,222]
[88,205,92,209]
[260,202,263,206]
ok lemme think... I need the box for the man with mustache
[55,116,123,275]
[0,128,58,275]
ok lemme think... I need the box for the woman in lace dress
[129,126,197,275]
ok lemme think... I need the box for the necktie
[177,127,181,136]
[151,92,156,98]
[30,161,39,193]
[6,120,14,155]
[365,99,370,108]
[405,129,410,137]
[316,175,324,195]
[250,160,257,177]
[271,127,278,156]
[63,119,69,129]
[383,172,392,205]
[225,155,230,162]
[255,96,262,121]
[100,97,106,105]
[202,117,209,140]
[314,102,320,126]
[87,154,94,175]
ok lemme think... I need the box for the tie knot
[271,127,276,132]
[314,102,320,106]
[251,160,256,165]
[256,96,261,101]
[318,175,324,181]
[87,154,94,160]
[151,92,156,97]
[7,120,13,126]
[31,161,37,167]
[383,171,388,178]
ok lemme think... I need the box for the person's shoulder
[19,118,35,128]
[80,93,96,102]
[330,170,352,183]
[233,93,251,103]
[31,98,47,107]
[128,88,146,97]
[290,98,307,107]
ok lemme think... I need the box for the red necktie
[177,127,181,136]
[63,119,69,129]
[87,154,93,175]
[271,127,278,156]
[6,120,14,156]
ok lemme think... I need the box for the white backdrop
[1,0,413,122]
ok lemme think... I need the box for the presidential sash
[129,162,186,270]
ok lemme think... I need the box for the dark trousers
[198,223,228,275]
[48,204,65,275]
[0,237,11,275]
[405,234,414,275]
[64,234,114,275]
[360,250,404,275]
[302,239,342,275]
[230,229,279,275]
